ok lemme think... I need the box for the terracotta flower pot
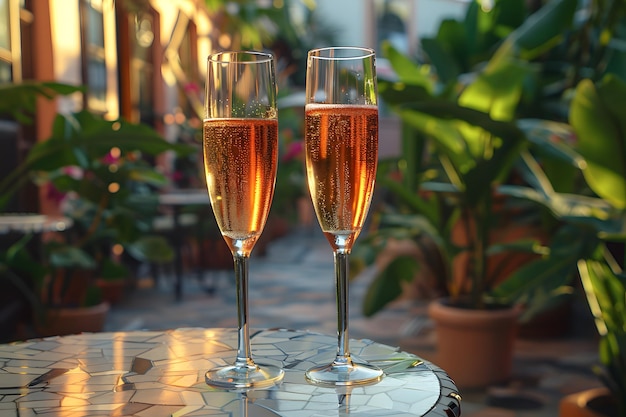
[428,298,519,389]
[35,302,110,337]
[96,279,126,305]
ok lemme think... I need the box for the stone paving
[105,228,604,417]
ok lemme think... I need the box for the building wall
[49,0,83,115]
[44,0,215,134]
[315,0,469,52]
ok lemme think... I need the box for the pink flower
[62,166,83,179]
[102,151,120,165]
[45,183,66,205]
[283,140,304,162]
[184,82,201,94]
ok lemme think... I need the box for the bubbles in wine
[203,118,278,248]
[304,104,378,246]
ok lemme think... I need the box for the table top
[0,213,73,235]
[0,328,461,417]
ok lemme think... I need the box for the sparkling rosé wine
[305,104,378,250]
[203,118,278,253]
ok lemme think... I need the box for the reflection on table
[0,328,461,416]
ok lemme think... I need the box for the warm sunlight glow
[218,34,231,49]
[112,244,124,256]
[480,0,494,12]
[164,113,175,125]
[108,182,120,193]
[174,111,186,124]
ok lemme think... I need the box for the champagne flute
[304,46,383,386]
[203,51,284,389]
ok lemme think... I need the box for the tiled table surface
[0,328,461,416]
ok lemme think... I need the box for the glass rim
[207,50,274,64]
[308,46,375,61]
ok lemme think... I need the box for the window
[132,11,155,125]
[115,2,158,126]
[374,0,413,55]
[0,0,27,83]
[80,0,108,112]
[176,20,200,119]
[0,0,11,82]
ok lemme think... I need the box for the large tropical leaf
[26,111,195,172]
[492,224,598,304]
[459,59,532,122]
[0,82,83,123]
[362,255,419,317]
[517,119,583,194]
[570,75,626,210]
[495,0,577,60]
[578,257,626,404]
[126,235,174,263]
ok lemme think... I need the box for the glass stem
[334,250,353,367]
[233,253,255,369]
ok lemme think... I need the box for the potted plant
[351,0,581,388]
[557,256,625,417]
[501,75,626,417]
[0,81,195,337]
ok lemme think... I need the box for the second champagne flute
[304,46,383,386]
[203,51,284,389]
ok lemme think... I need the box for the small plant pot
[96,279,126,305]
[428,298,520,389]
[35,302,110,337]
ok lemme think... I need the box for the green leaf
[498,171,624,233]
[518,119,583,193]
[1,234,48,285]
[47,244,96,270]
[382,43,433,88]
[492,224,599,303]
[128,166,169,186]
[26,111,195,172]
[378,175,440,227]
[420,37,461,85]
[580,258,623,332]
[126,236,174,263]
[378,82,434,107]
[100,258,129,280]
[459,58,531,122]
[0,82,83,123]
[362,255,418,317]
[487,238,546,256]
[571,76,626,210]
[498,0,577,60]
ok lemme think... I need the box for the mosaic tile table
[0,328,461,416]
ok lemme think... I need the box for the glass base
[305,361,383,386]
[206,363,284,389]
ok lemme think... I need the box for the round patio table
[0,328,461,416]
[0,213,72,235]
